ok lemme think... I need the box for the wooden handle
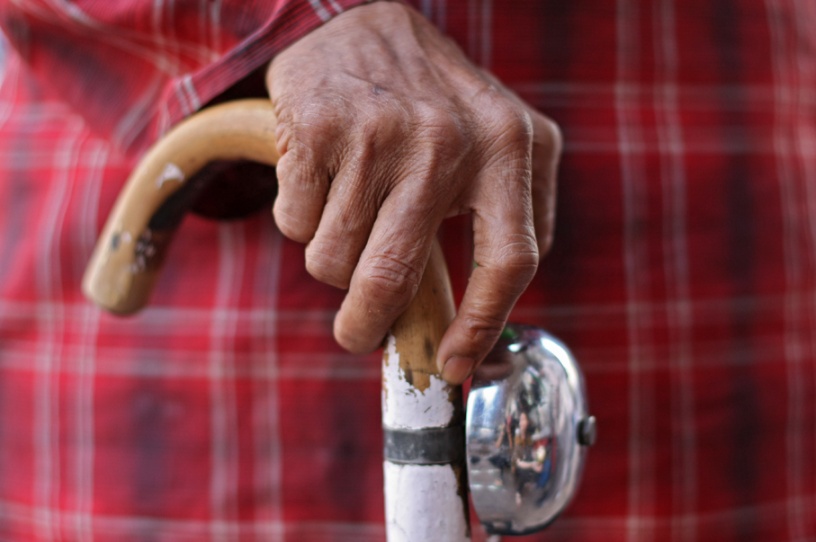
[83,98,468,540]
[82,99,280,314]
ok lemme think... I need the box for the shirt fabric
[1,1,815,541]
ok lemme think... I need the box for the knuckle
[353,113,408,165]
[461,312,507,346]
[356,109,391,142]
[486,235,540,280]
[500,107,534,146]
[503,238,540,273]
[359,253,423,311]
[415,102,468,144]
[282,132,325,171]
[412,102,473,165]
[505,248,540,279]
[305,245,353,289]
[533,114,563,156]
[292,95,336,124]
[271,155,326,243]
[273,206,314,243]
[482,102,533,151]
[346,105,409,169]
[333,323,381,355]
[408,102,474,189]
[288,100,344,150]
[274,149,315,185]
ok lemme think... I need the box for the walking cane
[82,99,471,540]
[83,99,594,541]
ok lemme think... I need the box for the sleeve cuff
[129,0,373,154]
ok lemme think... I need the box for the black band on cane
[383,425,465,465]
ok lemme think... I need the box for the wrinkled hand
[266,1,561,384]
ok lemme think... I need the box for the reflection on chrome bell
[466,325,595,535]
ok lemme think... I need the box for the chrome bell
[466,325,595,535]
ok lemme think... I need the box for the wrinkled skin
[266,1,561,384]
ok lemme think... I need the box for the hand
[266,1,561,384]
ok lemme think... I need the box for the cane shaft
[382,242,470,541]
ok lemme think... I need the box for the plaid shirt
[1,1,815,541]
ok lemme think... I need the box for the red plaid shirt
[1,1,815,541]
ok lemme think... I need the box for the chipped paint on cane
[102,228,133,266]
[384,462,470,542]
[382,334,455,431]
[156,162,185,189]
[109,229,133,252]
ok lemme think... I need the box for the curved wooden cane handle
[83,98,469,541]
[82,99,280,314]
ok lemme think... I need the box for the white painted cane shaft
[384,462,470,542]
[382,334,456,430]
[382,241,470,541]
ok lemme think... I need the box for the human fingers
[304,120,407,289]
[263,1,560,366]
[332,182,445,354]
[326,104,468,353]
[268,85,344,244]
[477,68,562,259]
[436,106,540,384]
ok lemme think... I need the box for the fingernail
[441,356,475,385]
